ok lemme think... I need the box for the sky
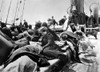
[0,0,99,25]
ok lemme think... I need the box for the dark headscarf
[42,22,60,41]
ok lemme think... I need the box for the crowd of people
[0,15,96,72]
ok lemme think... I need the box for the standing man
[51,16,58,25]
[23,20,28,29]
[48,16,58,30]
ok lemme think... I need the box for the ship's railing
[78,24,100,32]
[86,27,100,32]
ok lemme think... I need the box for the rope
[5,0,13,23]
[20,0,26,23]
[13,0,26,24]
[13,0,20,24]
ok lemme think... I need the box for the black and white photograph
[0,0,100,72]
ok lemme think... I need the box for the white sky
[0,0,99,25]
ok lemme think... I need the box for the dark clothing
[40,32,65,60]
[42,48,64,59]
[70,25,77,32]
[48,28,60,41]
[1,27,12,38]
[0,31,15,65]
[42,25,60,41]
[59,18,66,25]
[41,32,57,50]
[23,21,28,28]
[52,19,58,25]
[45,47,73,72]
[0,22,6,28]
[4,45,49,67]
[0,31,14,43]
[32,28,41,42]
[4,45,40,67]
[16,26,23,33]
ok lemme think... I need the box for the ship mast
[70,0,84,13]
[20,0,26,23]
[13,0,20,24]
[13,0,26,24]
[5,0,13,23]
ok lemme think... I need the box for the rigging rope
[14,0,26,24]
[20,0,26,23]
[13,0,20,24]
[5,0,13,23]
[0,0,4,21]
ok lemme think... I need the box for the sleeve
[43,34,54,48]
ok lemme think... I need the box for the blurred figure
[51,16,58,25]
[42,22,60,41]
[59,16,67,25]
[48,16,58,30]
[31,22,42,41]
[39,26,67,72]
[29,25,32,29]
[23,20,28,29]
[69,23,77,32]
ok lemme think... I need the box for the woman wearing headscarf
[38,26,67,72]
[60,31,80,63]
[42,22,60,41]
